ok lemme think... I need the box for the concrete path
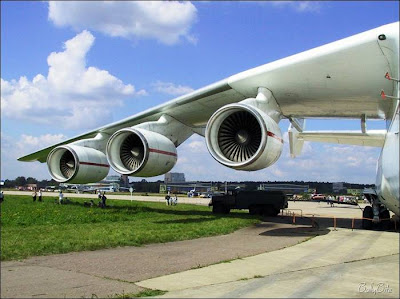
[1,221,315,298]
[137,228,399,298]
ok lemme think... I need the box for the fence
[280,209,397,232]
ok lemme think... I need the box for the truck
[209,190,288,216]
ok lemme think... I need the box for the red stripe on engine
[267,131,284,143]
[149,148,177,157]
[80,162,110,168]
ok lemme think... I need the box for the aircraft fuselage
[376,102,399,216]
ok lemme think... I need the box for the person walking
[0,191,4,203]
[58,190,63,204]
[38,189,42,202]
[101,192,107,208]
[32,191,37,202]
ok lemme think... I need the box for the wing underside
[18,22,399,163]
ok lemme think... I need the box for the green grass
[1,195,259,261]
[110,289,167,298]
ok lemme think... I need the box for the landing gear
[362,205,392,230]
[362,190,393,230]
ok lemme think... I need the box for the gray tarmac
[146,229,399,298]
[1,194,399,298]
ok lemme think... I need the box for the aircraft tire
[379,209,391,230]
[362,206,373,230]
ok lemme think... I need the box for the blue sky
[1,1,399,183]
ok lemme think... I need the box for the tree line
[2,176,60,189]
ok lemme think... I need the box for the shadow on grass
[66,199,259,221]
[155,218,218,224]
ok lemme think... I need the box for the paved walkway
[138,228,399,298]
[1,221,315,298]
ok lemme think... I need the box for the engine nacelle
[106,128,177,177]
[47,145,109,183]
[205,103,283,171]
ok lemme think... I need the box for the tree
[14,176,27,187]
[3,179,14,188]
[26,177,38,184]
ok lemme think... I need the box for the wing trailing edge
[289,127,387,157]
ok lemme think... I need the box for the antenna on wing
[381,72,400,100]
[380,89,399,100]
[384,72,400,82]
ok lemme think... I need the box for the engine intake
[206,103,283,171]
[106,128,177,177]
[218,110,262,162]
[47,145,109,183]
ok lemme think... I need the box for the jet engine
[47,145,109,183]
[106,128,177,177]
[205,103,283,171]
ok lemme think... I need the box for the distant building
[159,182,214,194]
[164,172,186,184]
[347,188,363,196]
[332,182,347,194]
[120,175,129,188]
[26,184,37,191]
[258,183,309,194]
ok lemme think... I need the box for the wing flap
[298,130,386,147]
[289,128,386,158]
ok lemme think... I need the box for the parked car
[311,194,326,200]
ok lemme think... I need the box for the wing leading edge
[18,22,399,164]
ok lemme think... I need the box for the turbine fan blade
[217,111,262,162]
[120,134,145,171]
[60,151,75,179]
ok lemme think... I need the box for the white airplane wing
[18,79,241,162]
[18,22,399,184]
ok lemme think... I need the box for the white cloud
[187,140,208,154]
[17,134,67,151]
[1,133,68,180]
[172,134,380,184]
[48,1,198,45]
[1,31,145,130]
[152,81,194,96]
